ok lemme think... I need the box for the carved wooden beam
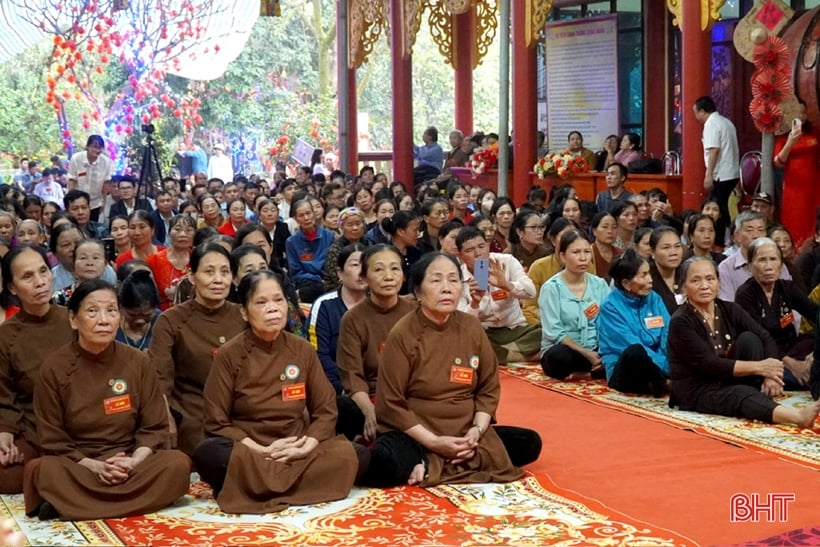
[667,0,726,31]
[349,0,386,69]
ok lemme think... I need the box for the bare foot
[795,400,820,429]
[564,371,591,382]
[0,519,22,547]
[407,462,425,485]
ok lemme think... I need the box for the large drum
[784,7,820,128]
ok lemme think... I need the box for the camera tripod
[138,132,163,200]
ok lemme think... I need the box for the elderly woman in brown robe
[0,245,75,493]
[193,270,362,514]
[149,242,245,455]
[25,279,191,520]
[361,252,534,488]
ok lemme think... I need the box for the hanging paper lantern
[749,98,783,133]
[751,68,791,103]
[752,36,790,71]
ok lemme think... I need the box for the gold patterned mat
[0,473,695,546]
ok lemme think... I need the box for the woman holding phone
[773,101,819,246]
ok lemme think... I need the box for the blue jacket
[307,289,349,394]
[285,227,335,285]
[598,288,670,380]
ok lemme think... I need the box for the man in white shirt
[694,96,739,241]
[456,226,541,363]
[68,135,114,222]
[207,143,234,183]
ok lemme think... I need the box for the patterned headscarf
[338,207,364,226]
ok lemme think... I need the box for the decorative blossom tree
[8,0,246,162]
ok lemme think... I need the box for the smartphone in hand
[102,238,116,263]
[474,258,489,291]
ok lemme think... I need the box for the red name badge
[583,303,599,320]
[299,253,314,262]
[78,171,87,177]
[450,366,474,385]
[644,316,665,329]
[103,394,132,415]
[282,383,306,401]
[779,312,794,329]
[490,289,509,301]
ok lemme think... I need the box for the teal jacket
[598,288,670,380]
[539,273,610,355]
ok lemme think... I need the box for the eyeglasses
[524,225,546,231]
[430,209,449,217]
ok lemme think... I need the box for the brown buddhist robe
[336,296,416,397]
[203,329,357,514]
[149,299,245,454]
[0,306,74,493]
[26,342,191,520]
[375,309,524,486]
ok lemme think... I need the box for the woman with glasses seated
[509,211,548,271]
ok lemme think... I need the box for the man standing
[207,143,233,183]
[694,96,739,240]
[12,158,29,190]
[413,126,444,184]
[188,141,208,175]
[595,163,632,214]
[68,135,114,222]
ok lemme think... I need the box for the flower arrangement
[534,150,590,179]
[469,143,499,176]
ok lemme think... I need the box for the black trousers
[358,426,542,488]
[710,177,738,246]
[336,396,365,440]
[691,331,777,423]
[192,436,370,497]
[812,309,820,400]
[541,345,605,380]
[607,344,668,396]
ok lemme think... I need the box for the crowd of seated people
[0,129,818,523]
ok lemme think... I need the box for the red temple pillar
[346,69,359,174]
[336,0,359,175]
[681,3,712,210]
[453,9,475,135]
[643,0,667,159]
[511,0,537,207]
[391,0,414,189]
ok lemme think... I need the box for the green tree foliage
[0,0,504,168]
[0,42,69,160]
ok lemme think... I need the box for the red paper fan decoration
[752,36,790,71]
[751,67,792,103]
[749,98,783,133]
